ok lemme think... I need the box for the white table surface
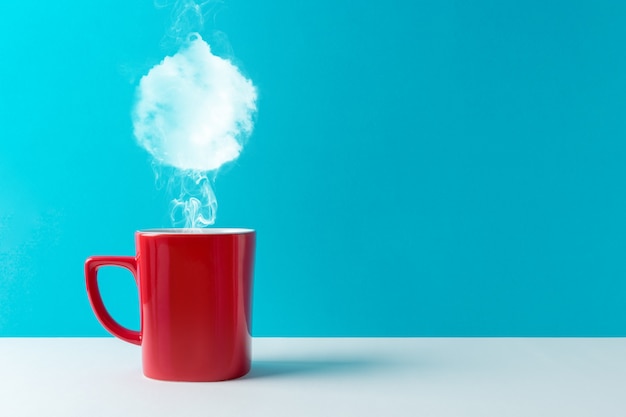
[0,337,625,416]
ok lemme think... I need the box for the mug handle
[85,256,142,346]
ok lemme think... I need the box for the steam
[169,169,217,228]
[132,3,257,227]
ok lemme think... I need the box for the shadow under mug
[85,228,256,382]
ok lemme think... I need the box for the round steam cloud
[133,34,257,171]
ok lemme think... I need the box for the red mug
[85,228,255,381]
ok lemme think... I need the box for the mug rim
[138,228,254,235]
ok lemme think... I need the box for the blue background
[1,0,626,336]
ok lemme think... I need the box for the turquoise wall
[1,0,626,336]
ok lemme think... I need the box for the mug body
[136,228,255,381]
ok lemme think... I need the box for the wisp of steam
[132,15,257,227]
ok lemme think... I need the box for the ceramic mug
[85,228,255,381]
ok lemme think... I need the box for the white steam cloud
[134,35,256,171]
[132,29,257,227]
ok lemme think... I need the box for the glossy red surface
[85,229,255,382]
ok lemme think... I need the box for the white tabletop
[0,337,625,416]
